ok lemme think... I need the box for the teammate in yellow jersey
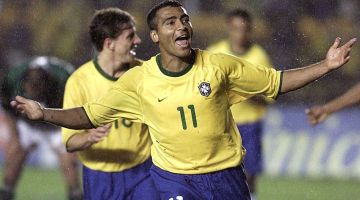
[61,8,158,200]
[10,1,356,200]
[306,82,360,126]
[208,9,273,200]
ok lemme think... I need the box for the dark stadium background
[0,0,359,199]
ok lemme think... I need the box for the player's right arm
[11,96,93,129]
[11,67,143,130]
[306,82,360,126]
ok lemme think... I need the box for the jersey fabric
[62,58,152,172]
[83,49,282,174]
[208,40,273,124]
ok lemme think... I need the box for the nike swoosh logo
[158,97,167,102]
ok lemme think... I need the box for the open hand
[325,37,357,70]
[305,106,330,126]
[10,96,44,121]
[87,123,112,143]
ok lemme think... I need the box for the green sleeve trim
[81,107,96,128]
[93,58,118,81]
[275,71,284,99]
[156,49,195,77]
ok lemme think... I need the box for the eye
[166,19,175,26]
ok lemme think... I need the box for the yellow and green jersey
[208,40,273,124]
[83,49,282,174]
[62,58,151,172]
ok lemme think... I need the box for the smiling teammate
[10,1,356,199]
[61,8,158,200]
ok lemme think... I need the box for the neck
[231,41,251,55]
[97,52,128,78]
[160,49,194,72]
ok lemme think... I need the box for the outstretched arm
[11,96,93,129]
[306,82,360,126]
[280,37,356,93]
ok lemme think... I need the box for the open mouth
[129,45,138,56]
[175,35,190,48]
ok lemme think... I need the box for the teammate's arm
[66,124,111,152]
[280,37,356,94]
[11,96,93,129]
[306,82,360,126]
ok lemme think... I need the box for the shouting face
[150,6,193,58]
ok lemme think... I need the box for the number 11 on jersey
[177,105,198,130]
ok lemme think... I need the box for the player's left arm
[280,37,356,94]
[306,82,360,126]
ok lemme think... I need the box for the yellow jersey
[208,40,273,123]
[84,49,282,174]
[62,59,151,172]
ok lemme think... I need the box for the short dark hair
[226,8,252,24]
[89,8,135,51]
[147,0,183,30]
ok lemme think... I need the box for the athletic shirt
[84,49,282,174]
[62,59,151,172]
[208,40,273,124]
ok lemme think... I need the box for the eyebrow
[163,13,190,24]
[127,31,135,39]
[180,14,189,19]
[163,16,177,24]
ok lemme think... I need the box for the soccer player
[61,8,158,200]
[208,8,273,200]
[10,1,356,199]
[0,56,82,200]
[306,82,360,125]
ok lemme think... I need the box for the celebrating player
[61,8,158,200]
[306,82,360,125]
[208,8,273,200]
[10,1,356,199]
[0,56,82,200]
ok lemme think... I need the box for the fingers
[15,96,28,104]
[10,101,18,108]
[331,37,341,49]
[305,107,320,126]
[343,38,357,48]
[104,123,112,129]
[343,56,351,64]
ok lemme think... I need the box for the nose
[134,34,141,45]
[176,19,187,30]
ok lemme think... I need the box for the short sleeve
[83,67,144,127]
[215,54,282,105]
[61,76,87,144]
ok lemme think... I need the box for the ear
[103,38,115,51]
[150,30,159,43]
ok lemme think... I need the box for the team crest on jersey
[198,82,211,97]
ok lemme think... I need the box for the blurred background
[0,0,360,199]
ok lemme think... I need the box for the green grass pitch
[1,167,359,200]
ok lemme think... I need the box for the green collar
[156,49,195,77]
[93,57,118,81]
